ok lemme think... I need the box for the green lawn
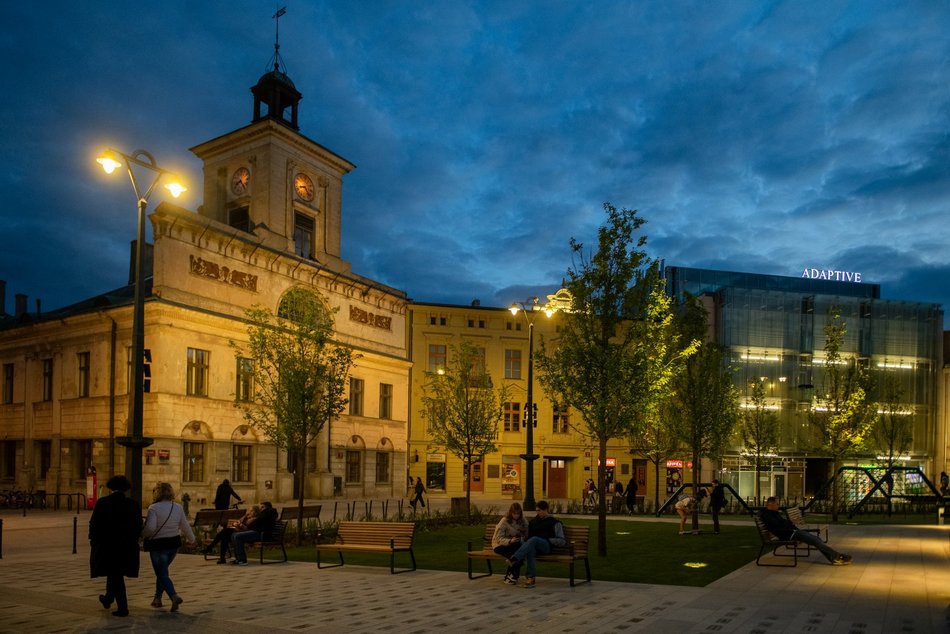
[282,519,761,587]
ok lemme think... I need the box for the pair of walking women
[89,477,195,617]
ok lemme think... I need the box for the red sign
[597,458,617,467]
[666,460,684,469]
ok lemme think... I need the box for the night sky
[1,2,948,326]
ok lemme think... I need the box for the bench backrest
[280,505,322,521]
[785,507,807,528]
[263,520,288,543]
[336,521,415,548]
[753,513,784,542]
[193,509,223,528]
[479,523,589,555]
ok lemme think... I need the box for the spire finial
[272,6,287,72]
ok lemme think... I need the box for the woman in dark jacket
[89,475,143,617]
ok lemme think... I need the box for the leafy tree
[421,341,509,520]
[873,375,912,515]
[231,288,354,544]
[628,406,683,512]
[737,378,780,501]
[667,296,739,531]
[535,203,696,555]
[807,306,876,521]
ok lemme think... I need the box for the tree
[421,341,509,520]
[738,378,780,502]
[232,287,354,544]
[535,203,696,555]
[873,375,912,515]
[628,406,684,513]
[807,306,876,522]
[667,296,739,532]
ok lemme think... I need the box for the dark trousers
[208,527,236,560]
[410,492,425,508]
[104,573,128,611]
[711,506,722,532]
[493,543,521,578]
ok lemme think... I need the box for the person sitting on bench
[231,501,277,566]
[760,497,852,565]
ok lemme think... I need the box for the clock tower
[189,56,353,274]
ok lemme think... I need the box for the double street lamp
[97,148,185,505]
[508,297,557,511]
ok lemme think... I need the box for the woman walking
[143,482,196,611]
[89,475,142,617]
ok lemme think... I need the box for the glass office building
[664,265,944,500]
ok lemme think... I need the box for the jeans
[232,530,262,562]
[510,536,551,578]
[149,548,178,599]
[792,529,840,562]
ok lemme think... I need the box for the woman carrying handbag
[142,482,196,611]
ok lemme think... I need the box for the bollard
[73,516,78,554]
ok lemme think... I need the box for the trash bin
[450,497,468,514]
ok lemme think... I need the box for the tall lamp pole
[96,149,185,505]
[509,297,555,511]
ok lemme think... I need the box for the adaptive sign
[801,268,862,283]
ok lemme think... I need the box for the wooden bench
[315,521,416,574]
[753,513,809,567]
[785,507,827,543]
[466,525,591,586]
[256,520,289,565]
[193,508,245,559]
[279,504,322,522]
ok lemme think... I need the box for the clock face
[294,173,315,201]
[231,167,250,196]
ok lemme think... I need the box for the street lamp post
[97,149,185,505]
[509,297,555,511]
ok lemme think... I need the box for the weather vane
[270,6,287,73]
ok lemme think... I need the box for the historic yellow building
[406,300,649,504]
[0,61,410,508]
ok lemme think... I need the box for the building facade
[0,62,410,508]
[665,265,945,501]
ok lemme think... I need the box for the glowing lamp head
[164,181,187,198]
[509,304,520,316]
[96,151,122,174]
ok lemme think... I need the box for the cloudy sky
[1,1,948,325]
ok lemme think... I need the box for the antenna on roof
[270,6,288,73]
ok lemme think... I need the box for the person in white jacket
[143,482,196,611]
[492,502,529,585]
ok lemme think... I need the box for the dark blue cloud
[0,1,947,327]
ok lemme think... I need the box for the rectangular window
[183,442,205,482]
[294,212,315,258]
[73,440,92,481]
[503,401,521,432]
[126,348,152,394]
[2,363,13,404]
[553,404,569,434]
[345,450,361,483]
[379,383,393,419]
[229,206,250,232]
[41,358,53,401]
[0,441,15,479]
[37,440,51,480]
[376,452,390,483]
[504,349,522,379]
[235,357,254,402]
[77,352,90,398]
[428,344,446,373]
[426,461,446,491]
[349,378,364,416]
[232,445,252,482]
[470,347,486,374]
[187,348,210,397]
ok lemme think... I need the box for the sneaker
[522,577,536,589]
[503,574,517,585]
[832,554,853,566]
[678,531,687,535]
[231,559,248,566]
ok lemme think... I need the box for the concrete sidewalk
[0,510,948,633]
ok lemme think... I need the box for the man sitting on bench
[231,501,278,566]
[760,497,852,565]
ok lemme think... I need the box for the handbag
[143,534,182,552]
[143,504,181,552]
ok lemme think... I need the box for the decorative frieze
[349,305,391,331]
[189,255,258,292]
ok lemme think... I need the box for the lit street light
[97,148,185,505]
[508,297,558,511]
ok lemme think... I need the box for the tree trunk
[653,459,661,513]
[754,458,761,503]
[691,457,702,531]
[465,458,472,522]
[597,436,608,556]
[296,446,306,546]
[831,459,840,522]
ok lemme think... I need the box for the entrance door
[466,460,484,493]
[548,459,567,498]
[772,473,786,500]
